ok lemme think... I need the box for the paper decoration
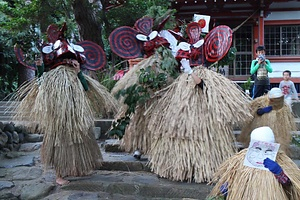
[193,14,211,33]
[244,140,280,170]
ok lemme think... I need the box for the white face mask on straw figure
[244,126,279,170]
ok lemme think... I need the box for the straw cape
[208,149,300,200]
[146,66,252,183]
[11,65,118,177]
[110,57,152,97]
[238,95,296,154]
[111,55,174,154]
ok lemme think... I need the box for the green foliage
[206,196,226,200]
[108,44,179,139]
[218,47,237,67]
[145,6,176,30]
[242,77,252,90]
[109,116,131,139]
[108,83,149,139]
[108,65,169,139]
[0,0,177,100]
[0,0,79,98]
[119,84,150,113]
[105,0,148,32]
[0,0,79,59]
[292,135,300,147]
[138,67,168,90]
[106,0,175,33]
[0,0,40,32]
[155,46,179,79]
[0,64,18,100]
[95,69,117,92]
[0,28,19,99]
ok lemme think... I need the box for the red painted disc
[204,25,233,62]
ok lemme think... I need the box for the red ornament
[198,19,206,29]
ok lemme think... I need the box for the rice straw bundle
[208,149,300,200]
[238,95,296,154]
[112,55,174,154]
[110,55,158,97]
[11,65,118,177]
[120,99,158,153]
[146,66,252,183]
[84,75,118,118]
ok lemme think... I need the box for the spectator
[250,45,273,99]
[238,87,296,154]
[279,70,298,111]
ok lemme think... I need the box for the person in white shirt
[279,70,298,111]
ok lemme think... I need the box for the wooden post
[258,9,265,46]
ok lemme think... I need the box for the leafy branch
[108,65,168,139]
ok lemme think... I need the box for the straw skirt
[208,149,300,200]
[146,66,252,183]
[238,95,296,154]
[12,65,118,177]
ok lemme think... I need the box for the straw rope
[238,95,296,154]
[11,65,118,177]
[146,66,252,183]
[208,149,300,200]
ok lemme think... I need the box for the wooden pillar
[258,9,265,46]
[253,22,259,56]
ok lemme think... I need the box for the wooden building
[171,0,300,89]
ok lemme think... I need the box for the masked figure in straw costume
[208,126,300,200]
[108,15,179,156]
[12,23,118,185]
[238,87,297,154]
[145,21,252,183]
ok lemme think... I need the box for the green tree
[0,0,175,98]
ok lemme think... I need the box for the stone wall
[0,122,43,152]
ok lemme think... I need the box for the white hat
[250,126,275,143]
[268,87,283,99]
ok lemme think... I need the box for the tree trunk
[72,0,104,48]
[39,0,54,33]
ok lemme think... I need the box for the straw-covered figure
[145,20,252,183]
[11,23,118,185]
[108,15,179,156]
[208,126,300,200]
[238,87,297,154]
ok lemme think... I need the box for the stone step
[60,143,300,200]
[0,110,16,115]
[0,101,19,107]
[1,141,299,200]
[94,119,114,139]
[59,170,212,200]
[103,137,300,161]
[0,116,14,122]
[0,107,17,112]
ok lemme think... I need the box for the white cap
[268,87,283,99]
[250,126,275,143]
